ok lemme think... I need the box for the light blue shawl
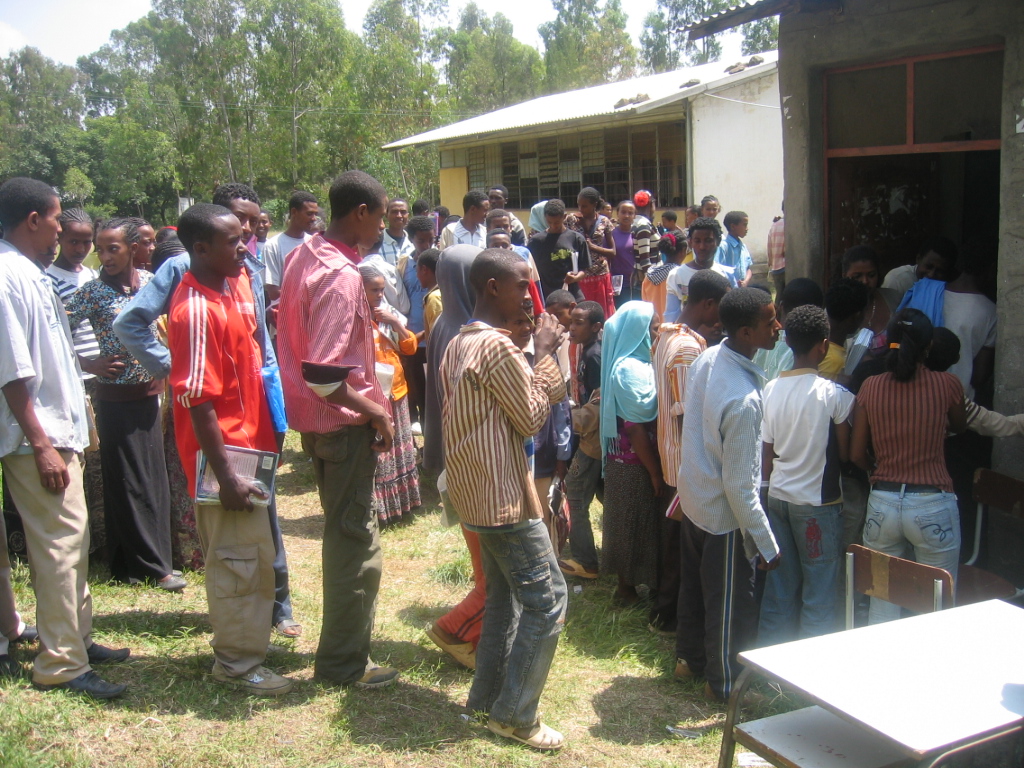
[599,300,658,462]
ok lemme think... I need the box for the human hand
[370,412,395,453]
[533,313,564,360]
[555,459,568,482]
[84,355,126,380]
[651,472,666,498]
[34,444,69,493]
[218,473,267,512]
[758,553,781,571]
[374,307,398,327]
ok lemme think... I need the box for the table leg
[917,726,1023,768]
[717,666,757,768]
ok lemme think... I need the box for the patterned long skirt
[375,395,421,526]
[163,405,204,571]
[601,459,659,587]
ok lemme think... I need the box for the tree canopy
[0,0,777,222]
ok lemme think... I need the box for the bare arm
[625,421,664,497]
[323,383,394,452]
[762,441,775,486]
[971,346,995,393]
[850,403,872,472]
[947,391,968,435]
[2,379,69,492]
[189,401,266,511]
[835,419,852,464]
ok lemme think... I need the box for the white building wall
[690,70,784,271]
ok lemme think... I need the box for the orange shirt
[372,323,418,400]
[168,270,276,494]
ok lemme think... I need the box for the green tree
[741,16,779,55]
[62,167,95,206]
[643,0,731,67]
[639,11,680,74]
[539,0,636,92]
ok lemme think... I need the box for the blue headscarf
[599,300,658,462]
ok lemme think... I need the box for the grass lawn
[0,432,781,768]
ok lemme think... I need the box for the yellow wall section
[439,167,468,216]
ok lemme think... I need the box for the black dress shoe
[34,670,126,699]
[87,643,131,664]
[0,654,21,678]
[11,626,38,644]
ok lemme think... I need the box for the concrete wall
[690,69,784,268]
[439,167,468,216]
[776,0,1024,475]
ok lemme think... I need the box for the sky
[0,0,743,67]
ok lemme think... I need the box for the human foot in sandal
[274,619,302,638]
[486,719,565,751]
[557,558,599,579]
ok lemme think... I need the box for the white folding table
[718,600,1024,768]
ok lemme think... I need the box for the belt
[872,481,943,494]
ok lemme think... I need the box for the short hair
[688,216,723,241]
[469,247,524,292]
[59,208,93,228]
[212,182,260,208]
[661,210,677,223]
[686,269,730,304]
[686,204,702,217]
[288,190,317,212]
[574,300,605,325]
[723,211,748,230]
[841,244,879,275]
[486,228,511,245]
[155,226,178,244]
[749,282,773,296]
[578,187,602,207]
[917,235,958,267]
[328,170,386,220]
[487,185,508,198]
[406,215,435,237]
[543,199,566,218]
[417,248,440,272]
[97,216,140,245]
[926,327,961,373]
[0,177,58,230]
[617,199,635,212]
[700,195,720,208]
[485,208,512,227]
[358,262,385,282]
[435,205,450,219]
[784,305,830,355]
[780,277,825,313]
[463,189,488,213]
[545,289,575,308]
[177,203,234,255]
[386,197,408,212]
[719,286,772,336]
[411,199,429,215]
[825,278,869,322]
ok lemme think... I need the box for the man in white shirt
[0,177,129,699]
[439,189,489,249]
[262,190,319,302]
[487,185,526,245]
[379,198,415,266]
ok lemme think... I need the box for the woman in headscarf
[423,244,482,476]
[423,244,486,668]
[360,262,421,526]
[599,300,664,606]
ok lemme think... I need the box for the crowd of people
[0,168,1009,752]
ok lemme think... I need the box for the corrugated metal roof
[687,0,778,30]
[383,51,778,150]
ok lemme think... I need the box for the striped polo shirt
[48,264,101,377]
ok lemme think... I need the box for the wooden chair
[845,544,954,629]
[959,469,1024,604]
[718,546,952,767]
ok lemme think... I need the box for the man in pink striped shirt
[277,170,399,690]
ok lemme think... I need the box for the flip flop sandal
[274,619,302,638]
[558,558,599,579]
[486,720,565,751]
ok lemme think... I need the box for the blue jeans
[863,488,960,624]
[468,519,568,728]
[267,498,293,626]
[759,497,843,646]
[565,451,601,570]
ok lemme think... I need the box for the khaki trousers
[1,451,92,684]
[195,501,275,677]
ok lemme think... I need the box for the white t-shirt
[762,370,855,507]
[943,290,997,399]
[664,261,734,322]
[882,263,916,298]
[263,231,310,287]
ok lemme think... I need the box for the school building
[686,0,1024,476]
[384,53,784,265]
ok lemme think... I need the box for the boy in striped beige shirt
[440,249,569,751]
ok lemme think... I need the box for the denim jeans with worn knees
[468,518,568,729]
[863,488,960,624]
[759,497,843,646]
[565,452,601,571]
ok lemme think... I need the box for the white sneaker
[212,662,294,696]
[410,422,422,436]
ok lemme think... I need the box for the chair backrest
[974,468,1024,517]
[845,544,955,629]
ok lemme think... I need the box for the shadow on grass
[558,585,669,667]
[590,674,717,745]
[91,608,212,637]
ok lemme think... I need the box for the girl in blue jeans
[851,309,967,623]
